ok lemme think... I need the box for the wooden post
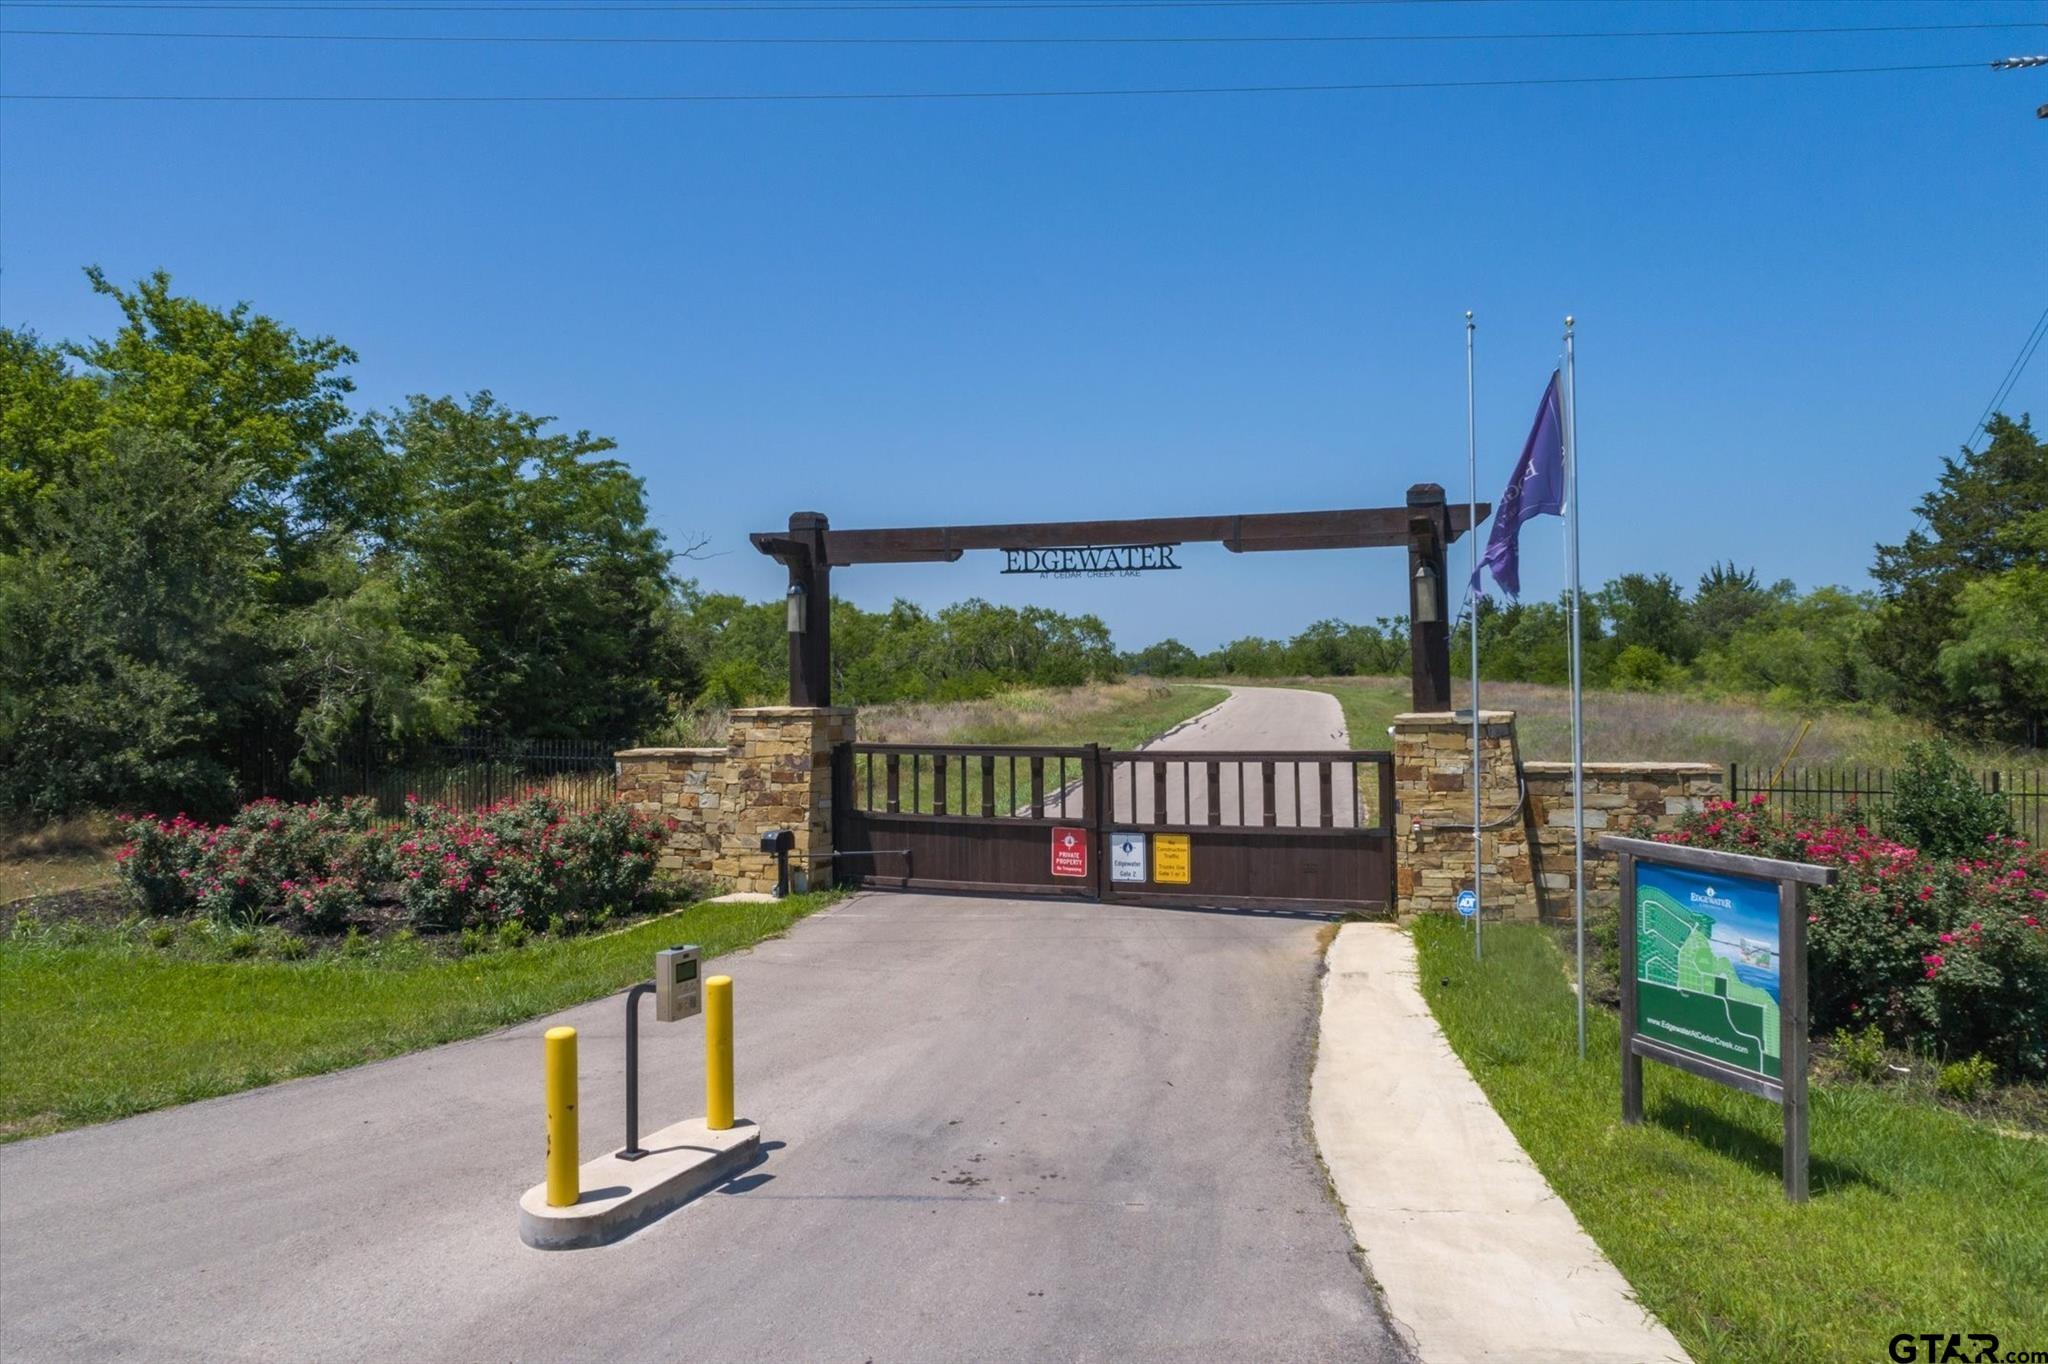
[1781,879,1811,1203]
[787,511,832,708]
[1406,483,1452,712]
[1618,851,1643,1125]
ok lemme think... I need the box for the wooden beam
[754,503,1489,567]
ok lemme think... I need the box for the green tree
[363,393,687,739]
[1126,638,1199,677]
[1691,562,1784,645]
[0,327,105,548]
[1598,572,1699,666]
[1871,413,2047,739]
[0,432,267,815]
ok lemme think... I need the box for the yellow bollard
[705,975,734,1131]
[544,1026,579,1207]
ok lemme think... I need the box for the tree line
[0,271,1117,817]
[1127,414,2046,751]
[6,269,2036,817]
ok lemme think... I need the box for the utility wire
[5,19,2037,45]
[0,58,1989,101]
[0,1,1547,12]
[1962,304,2048,453]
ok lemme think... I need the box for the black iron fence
[243,736,619,817]
[1727,763,2047,845]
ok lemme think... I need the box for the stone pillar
[726,705,855,893]
[1391,710,1539,919]
[615,705,856,896]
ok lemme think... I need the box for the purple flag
[1471,371,1566,600]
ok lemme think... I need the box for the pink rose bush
[118,793,664,937]
[1660,796,2048,1077]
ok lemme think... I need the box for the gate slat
[1030,756,1045,818]
[1206,762,1221,827]
[1261,761,1277,828]
[1318,761,1333,829]
[933,754,947,816]
[886,754,900,814]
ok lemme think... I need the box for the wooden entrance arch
[750,482,1490,712]
[752,485,1491,912]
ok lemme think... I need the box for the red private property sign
[1051,826,1089,878]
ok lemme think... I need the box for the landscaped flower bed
[1659,796,2047,1078]
[116,794,669,938]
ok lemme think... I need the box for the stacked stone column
[616,705,855,896]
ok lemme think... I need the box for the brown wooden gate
[831,742,1395,914]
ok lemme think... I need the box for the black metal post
[618,981,655,1160]
[1406,483,1452,711]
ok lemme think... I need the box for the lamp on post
[786,582,808,635]
[1412,561,1443,626]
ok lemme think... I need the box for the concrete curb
[518,1118,760,1251]
[1310,924,1690,1363]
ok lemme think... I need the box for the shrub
[1937,1054,1997,1102]
[1662,798,2048,1078]
[1883,740,2013,857]
[114,792,665,936]
[281,878,363,935]
[1829,1024,1890,1083]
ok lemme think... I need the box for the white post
[1465,311,1482,962]
[1564,317,1586,1060]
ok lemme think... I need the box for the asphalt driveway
[0,890,1410,1363]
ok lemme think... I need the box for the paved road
[0,687,1407,1363]
[1110,685,1362,827]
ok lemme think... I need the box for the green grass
[0,892,838,1142]
[1412,916,2048,1364]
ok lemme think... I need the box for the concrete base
[705,891,778,904]
[518,1118,760,1251]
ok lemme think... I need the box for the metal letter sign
[1001,544,1181,579]
[1051,826,1089,878]
[1110,833,1147,883]
[1600,834,1835,1203]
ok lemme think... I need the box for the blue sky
[3,0,2043,650]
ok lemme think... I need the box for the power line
[0,1,1533,12]
[1963,304,2048,453]
[0,58,1988,102]
[5,19,2037,45]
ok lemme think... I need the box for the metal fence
[244,736,620,818]
[1727,763,2047,845]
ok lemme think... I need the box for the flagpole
[1465,311,1482,962]
[1564,315,1586,1060]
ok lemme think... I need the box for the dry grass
[860,680,1223,747]
[1269,674,2045,771]
[0,814,122,907]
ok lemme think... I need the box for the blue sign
[1634,861,1783,1079]
[1456,889,1478,918]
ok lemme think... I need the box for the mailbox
[655,945,702,1022]
[759,829,796,898]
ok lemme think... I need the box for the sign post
[1599,835,1835,1202]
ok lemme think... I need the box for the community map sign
[1602,834,1836,1203]
[1634,861,1784,1081]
